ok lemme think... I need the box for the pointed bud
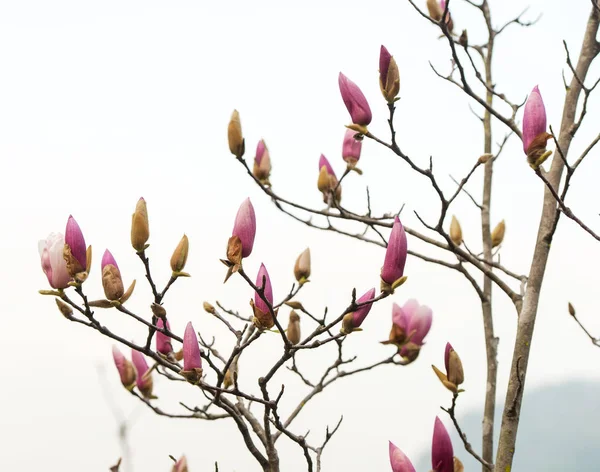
[318,154,342,204]
[112,346,136,389]
[287,311,301,345]
[478,153,493,164]
[39,233,71,289]
[338,72,372,127]
[523,86,552,167]
[151,302,167,318]
[342,129,362,168]
[568,302,576,317]
[156,318,173,355]
[459,29,468,47]
[252,263,277,330]
[440,0,454,33]
[223,367,236,389]
[294,248,311,284]
[432,417,454,472]
[379,46,400,103]
[203,302,216,314]
[231,198,256,259]
[445,343,464,386]
[449,216,463,246]
[171,456,188,472]
[341,288,376,334]
[228,110,244,158]
[55,298,73,318]
[102,249,124,301]
[389,441,416,472]
[170,234,189,274]
[131,349,153,398]
[181,322,203,383]
[64,215,87,277]
[381,217,408,292]
[491,220,505,248]
[426,0,443,20]
[253,139,272,184]
[130,197,149,253]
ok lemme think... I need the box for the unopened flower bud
[432,342,464,393]
[252,263,278,330]
[203,301,216,314]
[339,72,372,128]
[342,129,362,169]
[379,45,401,103]
[64,215,88,278]
[491,220,505,248]
[102,250,124,301]
[426,0,443,20]
[523,86,552,168]
[55,298,73,318]
[253,139,272,185]
[156,318,173,356]
[478,153,493,164]
[341,288,376,334]
[131,349,153,398]
[294,248,311,284]
[459,29,468,47]
[171,456,188,472]
[228,110,244,158]
[39,233,71,289]
[381,217,408,293]
[223,367,235,389]
[287,311,301,345]
[131,197,149,253]
[112,346,136,389]
[232,198,256,259]
[568,302,576,317]
[151,302,167,318]
[318,154,342,204]
[449,216,463,246]
[181,321,203,383]
[170,234,189,275]
[432,417,454,472]
[389,441,416,472]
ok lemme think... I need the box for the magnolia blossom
[392,299,433,355]
[112,346,136,388]
[342,129,362,166]
[522,85,548,155]
[38,233,71,289]
[232,198,256,258]
[156,318,173,355]
[254,263,273,314]
[338,72,372,126]
[131,349,153,398]
[183,322,202,372]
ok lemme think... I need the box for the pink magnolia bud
[379,45,400,103]
[232,198,256,258]
[112,346,136,388]
[342,129,362,167]
[101,249,124,301]
[317,154,342,203]
[253,139,272,183]
[64,215,87,275]
[341,288,376,334]
[338,72,372,126]
[171,456,188,472]
[156,318,173,355]
[523,86,550,163]
[254,263,273,314]
[183,322,202,371]
[389,441,416,472]
[39,233,71,289]
[131,349,153,398]
[381,217,408,289]
[432,417,454,472]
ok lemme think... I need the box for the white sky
[2,1,600,471]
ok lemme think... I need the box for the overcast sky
[2,1,600,471]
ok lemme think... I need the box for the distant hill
[415,381,600,471]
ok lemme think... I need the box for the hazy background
[1,0,600,470]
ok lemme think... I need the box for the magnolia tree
[38,1,600,471]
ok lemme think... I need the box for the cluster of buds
[317,154,342,205]
[382,299,432,363]
[389,417,463,472]
[222,198,256,281]
[523,86,552,168]
[251,263,278,330]
[432,343,465,394]
[253,139,272,186]
[340,288,377,334]
[381,217,408,294]
[112,347,154,398]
